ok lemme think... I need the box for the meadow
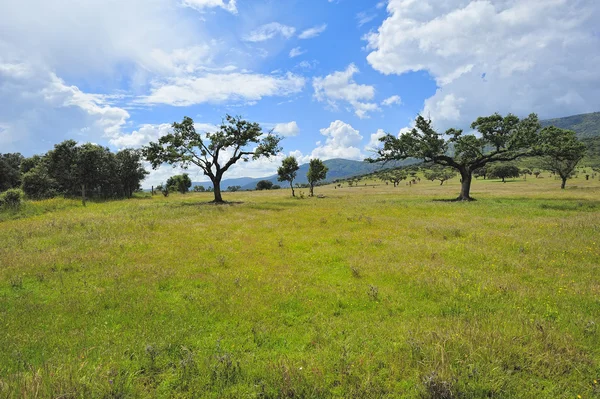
[1,174,599,398]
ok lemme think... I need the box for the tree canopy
[144,115,282,203]
[277,156,299,197]
[368,113,542,200]
[307,159,328,196]
[537,126,587,189]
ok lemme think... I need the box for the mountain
[193,158,417,191]
[190,112,600,191]
[541,112,600,138]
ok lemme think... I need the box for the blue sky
[1,0,599,185]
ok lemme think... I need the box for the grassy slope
[541,112,600,139]
[1,175,600,398]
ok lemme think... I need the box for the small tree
[116,149,148,198]
[380,169,407,187]
[487,164,521,183]
[21,164,58,199]
[193,185,206,192]
[533,170,541,178]
[537,127,587,189]
[307,159,328,196]
[144,115,282,203]
[368,113,542,200]
[167,173,192,194]
[277,156,300,197]
[0,188,24,209]
[519,168,532,180]
[256,180,274,190]
[423,166,457,185]
[227,185,241,192]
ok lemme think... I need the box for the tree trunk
[212,176,224,203]
[290,181,295,197]
[81,183,86,207]
[440,181,444,186]
[309,183,314,197]
[457,169,474,201]
[502,177,506,183]
[561,177,567,189]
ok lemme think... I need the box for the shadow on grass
[179,201,245,207]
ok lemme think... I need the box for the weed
[368,285,379,301]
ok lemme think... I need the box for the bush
[21,166,58,199]
[0,188,24,208]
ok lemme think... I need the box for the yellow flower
[577,395,581,399]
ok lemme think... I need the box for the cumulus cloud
[139,72,306,106]
[313,64,379,118]
[0,62,129,154]
[273,121,300,137]
[365,128,386,151]
[311,120,364,160]
[366,0,600,129]
[244,23,296,42]
[299,24,328,39]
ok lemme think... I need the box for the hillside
[541,111,600,138]
[196,158,417,191]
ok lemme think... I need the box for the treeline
[0,140,148,204]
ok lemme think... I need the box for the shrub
[0,188,24,208]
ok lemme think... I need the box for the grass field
[1,174,600,398]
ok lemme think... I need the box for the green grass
[1,174,600,398]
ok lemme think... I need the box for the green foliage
[0,188,24,208]
[193,185,206,192]
[144,115,282,203]
[0,153,24,191]
[540,111,600,139]
[423,166,457,185]
[116,149,148,197]
[255,180,274,190]
[226,185,241,192]
[21,164,58,199]
[487,164,521,182]
[537,127,587,189]
[277,156,300,196]
[307,158,328,196]
[369,113,542,200]
[167,174,192,194]
[378,168,408,187]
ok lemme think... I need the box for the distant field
[1,173,599,398]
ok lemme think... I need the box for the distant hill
[193,158,417,191]
[188,112,600,191]
[541,112,600,138]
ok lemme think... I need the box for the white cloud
[273,121,300,137]
[289,47,306,58]
[357,12,377,27]
[311,120,364,160]
[299,24,328,39]
[366,128,386,151]
[313,64,379,118]
[139,72,306,106]
[244,23,296,42]
[381,95,402,106]
[181,0,237,14]
[366,0,600,129]
[0,62,129,154]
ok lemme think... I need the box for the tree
[21,164,58,199]
[307,159,328,196]
[537,127,587,189]
[277,156,300,197]
[116,149,148,198]
[487,164,520,183]
[0,153,24,192]
[144,115,282,203]
[227,185,241,192]
[423,166,457,185]
[520,168,532,180]
[167,173,192,194]
[380,169,407,187]
[473,166,487,180]
[368,113,542,200]
[256,180,274,190]
[533,170,541,178]
[193,185,206,192]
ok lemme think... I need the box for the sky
[1,0,599,186]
